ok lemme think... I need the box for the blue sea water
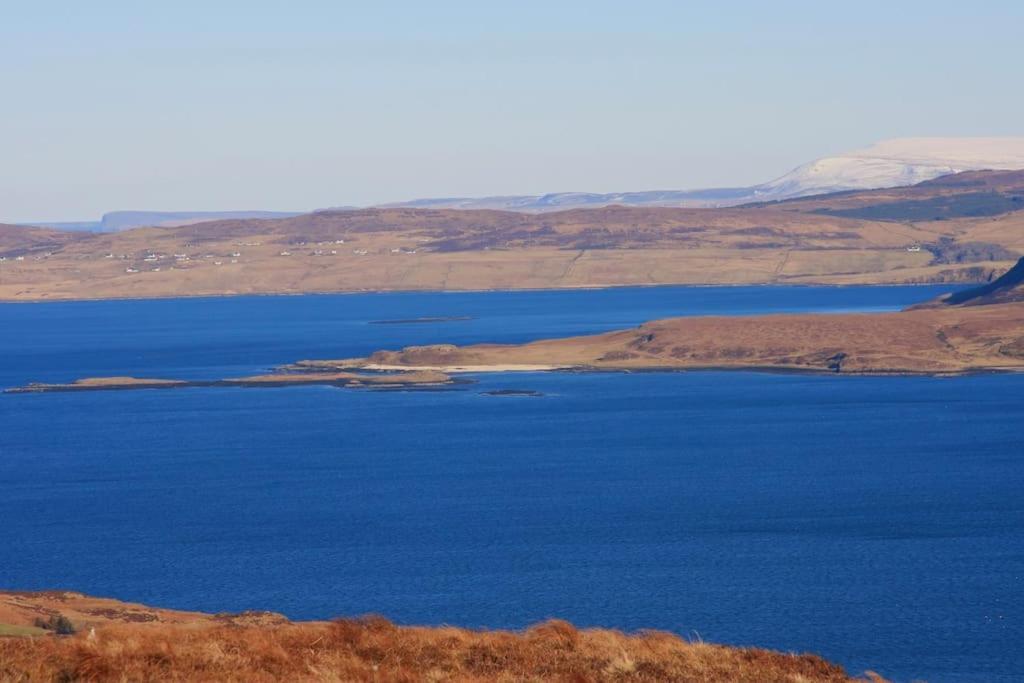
[1,284,1022,683]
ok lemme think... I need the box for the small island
[6,370,455,394]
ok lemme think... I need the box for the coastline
[4,371,458,394]
[8,362,1024,397]
[347,362,1024,377]
[0,279,970,306]
[5,281,1020,392]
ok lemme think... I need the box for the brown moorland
[0,592,885,682]
[306,302,1024,376]
[2,169,1023,301]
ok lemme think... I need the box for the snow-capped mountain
[752,137,1024,201]
[25,138,1024,229]
[382,137,1024,211]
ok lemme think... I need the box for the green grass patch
[0,623,48,637]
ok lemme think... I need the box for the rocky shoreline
[5,370,457,394]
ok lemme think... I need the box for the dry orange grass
[352,301,1024,375]
[0,617,886,682]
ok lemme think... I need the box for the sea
[1,284,1021,683]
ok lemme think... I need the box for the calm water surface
[1,285,1021,683]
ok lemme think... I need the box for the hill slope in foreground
[2,169,1023,300]
[0,592,882,682]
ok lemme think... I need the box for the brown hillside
[2,170,1023,300]
[942,256,1024,305]
[761,169,1024,216]
[0,223,81,253]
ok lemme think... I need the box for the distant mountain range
[20,137,1024,231]
[31,211,301,233]
[5,167,1024,301]
[382,137,1024,211]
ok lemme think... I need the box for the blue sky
[2,1,1022,221]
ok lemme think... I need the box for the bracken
[0,616,888,682]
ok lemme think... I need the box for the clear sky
[2,1,1022,222]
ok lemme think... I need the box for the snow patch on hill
[383,137,1024,211]
[754,137,1024,200]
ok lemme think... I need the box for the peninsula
[301,306,1024,376]
[7,258,1024,393]
[305,257,1024,376]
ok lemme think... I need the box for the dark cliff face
[945,257,1024,305]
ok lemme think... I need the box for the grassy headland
[0,591,885,682]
